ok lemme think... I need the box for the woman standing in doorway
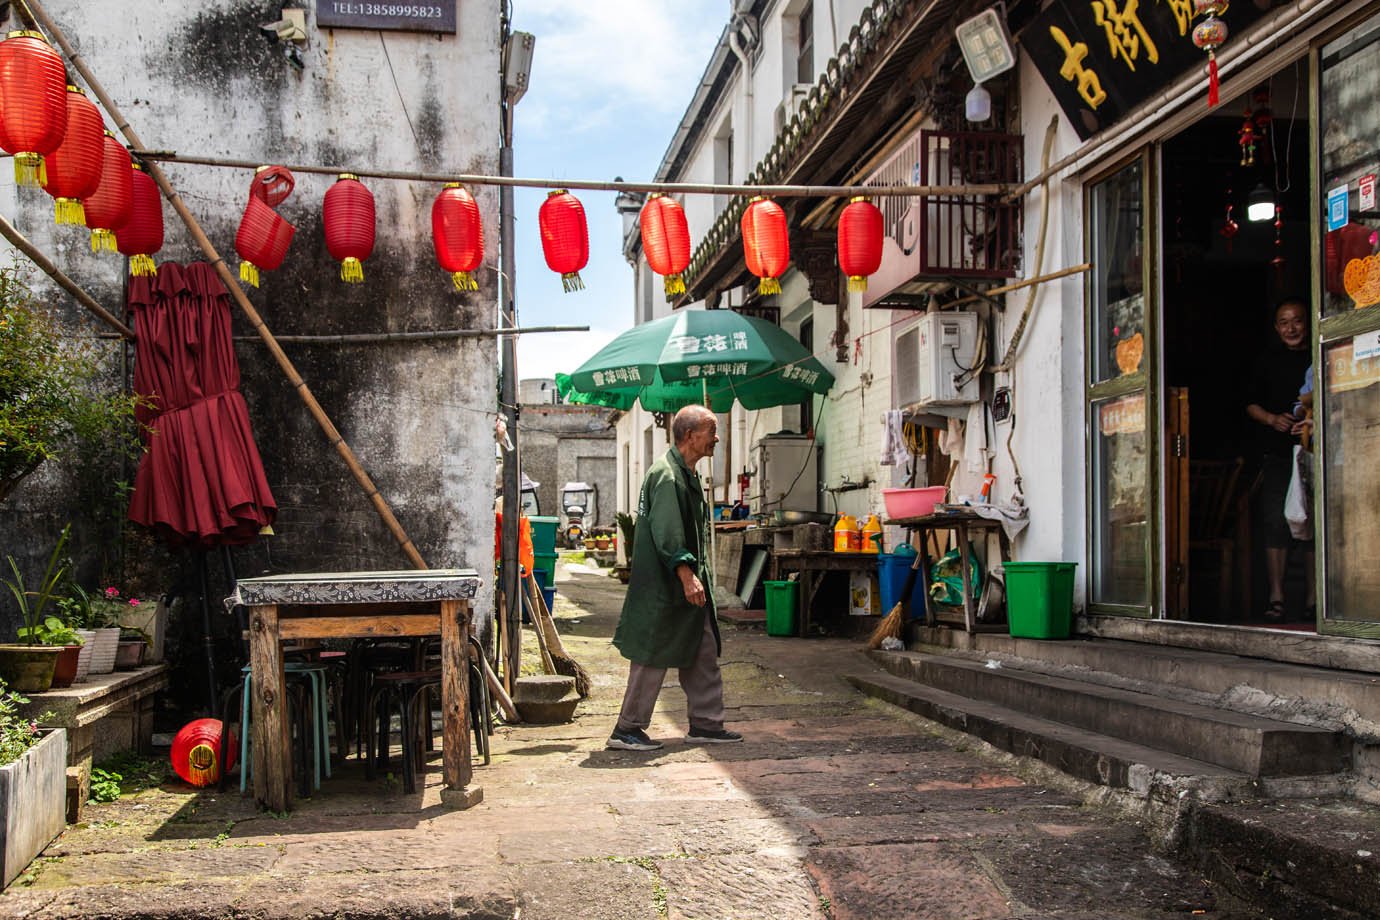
[1245,298,1314,621]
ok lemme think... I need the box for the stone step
[867,650,1349,777]
[847,670,1255,798]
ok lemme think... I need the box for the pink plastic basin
[881,486,947,519]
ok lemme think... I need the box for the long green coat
[613,445,720,669]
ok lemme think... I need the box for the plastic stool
[229,662,331,793]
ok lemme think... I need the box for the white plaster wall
[993,54,1091,601]
[1,2,502,623]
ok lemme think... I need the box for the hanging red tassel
[1192,6,1228,109]
[1207,55,1220,108]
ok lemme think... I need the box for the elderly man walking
[607,404,743,751]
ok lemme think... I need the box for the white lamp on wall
[955,6,1017,84]
[965,84,992,122]
[1247,183,1276,222]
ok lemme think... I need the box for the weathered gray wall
[0,1,501,641]
[517,403,617,529]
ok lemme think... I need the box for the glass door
[1086,155,1157,616]
[1316,16,1380,637]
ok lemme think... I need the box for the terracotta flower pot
[0,644,61,692]
[48,644,82,689]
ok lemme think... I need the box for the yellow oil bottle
[860,513,883,553]
[833,513,860,552]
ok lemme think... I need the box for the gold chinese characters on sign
[1051,26,1108,109]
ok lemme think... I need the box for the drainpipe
[728,12,756,181]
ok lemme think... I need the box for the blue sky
[508,1,726,382]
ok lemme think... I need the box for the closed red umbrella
[126,262,276,546]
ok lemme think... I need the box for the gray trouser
[615,610,725,733]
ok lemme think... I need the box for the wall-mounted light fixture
[955,6,1016,84]
[260,8,308,44]
[503,31,536,106]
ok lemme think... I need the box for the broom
[868,548,924,649]
[525,575,592,698]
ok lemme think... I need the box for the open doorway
[1161,62,1315,629]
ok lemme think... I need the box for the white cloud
[515,1,725,120]
[516,325,620,383]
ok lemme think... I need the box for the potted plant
[69,586,138,676]
[0,682,65,888]
[17,617,83,689]
[0,527,71,693]
[54,589,97,683]
[114,627,148,670]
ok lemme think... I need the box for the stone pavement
[0,559,1267,920]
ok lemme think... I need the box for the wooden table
[771,550,880,636]
[234,569,483,812]
[887,511,1010,632]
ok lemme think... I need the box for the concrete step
[868,649,1350,778]
[913,629,1380,722]
[847,670,1255,798]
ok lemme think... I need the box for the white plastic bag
[1284,445,1312,540]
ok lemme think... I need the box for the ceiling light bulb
[1247,183,1276,222]
[965,84,992,122]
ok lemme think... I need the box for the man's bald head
[671,405,715,445]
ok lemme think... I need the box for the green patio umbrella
[560,310,835,589]
[562,310,834,413]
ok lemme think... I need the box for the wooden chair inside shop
[1188,457,1244,616]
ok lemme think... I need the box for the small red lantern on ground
[82,131,132,253]
[171,718,236,788]
[323,173,375,283]
[432,183,483,291]
[42,86,105,226]
[640,194,691,298]
[235,165,297,288]
[539,189,589,292]
[837,197,883,292]
[116,164,163,277]
[0,31,69,187]
[741,197,789,295]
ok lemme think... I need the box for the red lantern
[323,173,375,283]
[235,165,297,288]
[837,197,883,293]
[171,718,236,788]
[1192,0,1229,108]
[82,131,132,253]
[640,194,691,297]
[432,183,483,291]
[115,165,163,277]
[539,189,589,292]
[0,31,68,187]
[741,197,789,295]
[41,86,104,226]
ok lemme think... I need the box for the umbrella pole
[22,0,428,572]
[704,380,715,593]
[196,550,220,719]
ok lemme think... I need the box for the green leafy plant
[62,584,141,631]
[94,749,167,793]
[17,616,83,647]
[3,524,71,645]
[88,767,122,803]
[0,266,142,503]
[0,681,51,767]
[616,511,636,548]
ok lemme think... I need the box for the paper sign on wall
[1328,185,1349,231]
[1362,175,1377,213]
[1356,329,1380,362]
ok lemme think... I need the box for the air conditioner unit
[894,312,980,410]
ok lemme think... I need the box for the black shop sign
[316,0,457,34]
[1024,0,1278,139]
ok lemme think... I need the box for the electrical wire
[379,34,422,154]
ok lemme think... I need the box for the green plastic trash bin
[763,580,798,637]
[1003,562,1077,639]
[529,516,559,555]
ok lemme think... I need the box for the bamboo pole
[246,324,588,345]
[134,150,1007,199]
[23,0,428,570]
[0,212,135,339]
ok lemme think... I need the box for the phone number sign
[317,1,456,34]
